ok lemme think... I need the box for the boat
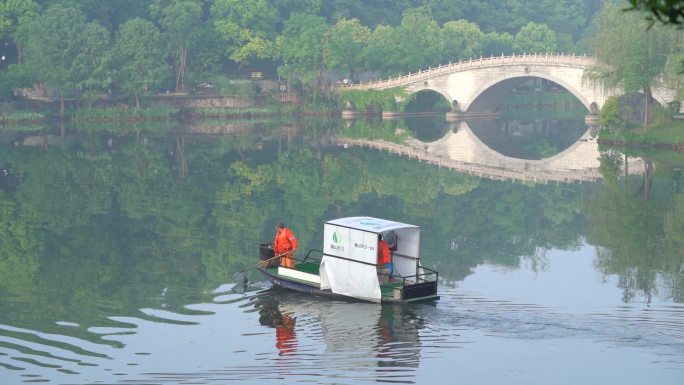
[256,216,439,303]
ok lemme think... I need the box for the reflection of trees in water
[2,121,681,346]
[0,129,588,317]
[584,157,684,303]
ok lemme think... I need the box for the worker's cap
[276,222,285,228]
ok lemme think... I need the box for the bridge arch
[466,70,593,112]
[403,84,452,108]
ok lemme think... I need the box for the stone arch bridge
[349,54,677,113]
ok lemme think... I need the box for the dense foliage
[3,0,680,109]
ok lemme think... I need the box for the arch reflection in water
[253,289,424,381]
[340,119,644,184]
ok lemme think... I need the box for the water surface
[0,116,683,384]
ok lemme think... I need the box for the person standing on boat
[274,222,298,268]
[377,234,392,283]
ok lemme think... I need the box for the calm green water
[0,116,683,384]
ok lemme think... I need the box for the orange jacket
[378,239,391,265]
[274,227,297,254]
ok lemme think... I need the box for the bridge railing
[348,53,597,90]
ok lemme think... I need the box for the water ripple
[2,282,684,384]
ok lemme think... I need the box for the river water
[0,113,683,384]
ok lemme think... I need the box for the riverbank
[0,94,339,127]
[598,120,684,151]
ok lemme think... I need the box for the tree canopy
[113,18,168,107]
[0,0,682,110]
[16,4,110,114]
[587,2,675,126]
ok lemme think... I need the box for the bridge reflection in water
[339,121,644,184]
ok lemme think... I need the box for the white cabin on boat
[319,216,427,303]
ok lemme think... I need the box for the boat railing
[298,248,323,264]
[388,265,439,301]
[387,265,438,286]
[296,248,438,286]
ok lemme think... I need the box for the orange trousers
[280,251,295,268]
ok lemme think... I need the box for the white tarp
[319,256,381,302]
[320,219,382,302]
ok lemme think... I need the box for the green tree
[663,29,684,100]
[0,0,39,64]
[588,2,671,127]
[365,24,400,76]
[48,0,153,33]
[113,18,168,108]
[277,13,328,97]
[440,19,482,63]
[17,4,110,114]
[211,0,280,65]
[513,22,558,53]
[626,0,684,27]
[151,0,203,93]
[600,95,625,128]
[324,18,370,82]
[320,0,412,27]
[272,0,323,19]
[426,0,599,42]
[184,24,226,89]
[481,31,515,56]
[394,9,442,71]
[536,0,595,42]
[72,21,112,101]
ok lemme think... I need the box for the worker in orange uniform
[377,234,392,283]
[274,222,298,268]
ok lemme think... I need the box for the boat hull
[256,266,439,304]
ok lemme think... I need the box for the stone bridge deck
[350,53,596,90]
